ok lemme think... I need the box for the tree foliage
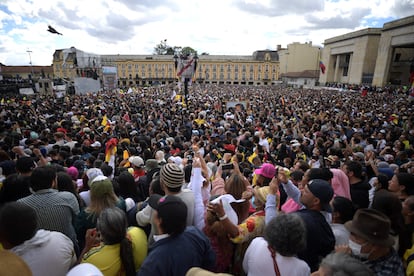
[153,39,197,56]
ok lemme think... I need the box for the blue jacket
[138,226,216,276]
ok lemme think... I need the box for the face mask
[348,239,370,259]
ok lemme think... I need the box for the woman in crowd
[75,176,126,251]
[80,207,147,276]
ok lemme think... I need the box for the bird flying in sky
[47,25,62,35]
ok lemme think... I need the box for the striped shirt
[18,189,80,245]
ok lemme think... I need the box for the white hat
[67,263,103,276]
[86,168,103,183]
[129,156,144,167]
[91,141,101,148]
[168,156,183,166]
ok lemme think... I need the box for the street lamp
[27,49,34,79]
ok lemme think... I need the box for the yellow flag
[101,115,107,127]
[123,150,130,167]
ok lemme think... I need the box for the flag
[361,87,368,97]
[101,115,108,126]
[122,113,131,122]
[177,59,194,77]
[123,150,130,167]
[105,138,118,163]
[319,60,326,74]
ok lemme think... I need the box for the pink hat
[254,163,276,179]
[66,166,79,181]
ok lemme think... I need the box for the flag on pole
[319,60,326,74]
[177,59,194,77]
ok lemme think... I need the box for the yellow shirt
[82,227,147,276]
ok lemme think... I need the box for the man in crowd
[17,166,80,254]
[138,195,215,275]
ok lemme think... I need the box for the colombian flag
[319,60,326,74]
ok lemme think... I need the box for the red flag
[361,88,368,97]
[123,112,131,122]
[319,61,326,74]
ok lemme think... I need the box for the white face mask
[348,239,370,259]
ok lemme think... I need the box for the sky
[0,0,413,66]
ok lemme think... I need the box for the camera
[222,163,234,170]
[187,151,193,164]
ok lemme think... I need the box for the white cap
[129,156,144,167]
[67,263,103,276]
[91,141,101,148]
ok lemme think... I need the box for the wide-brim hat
[345,208,394,247]
[145,159,160,171]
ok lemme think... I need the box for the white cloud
[0,0,410,65]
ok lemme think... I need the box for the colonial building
[52,48,281,87]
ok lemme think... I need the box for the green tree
[153,40,197,56]
[181,46,197,56]
[153,39,175,55]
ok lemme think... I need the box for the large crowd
[0,83,413,276]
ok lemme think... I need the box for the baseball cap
[148,194,187,234]
[254,163,276,179]
[307,179,334,212]
[128,156,144,167]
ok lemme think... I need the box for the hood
[11,229,51,255]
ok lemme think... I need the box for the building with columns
[52,49,281,88]
[319,15,414,87]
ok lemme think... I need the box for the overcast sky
[0,0,412,66]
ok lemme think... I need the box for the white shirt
[243,237,310,276]
[331,223,350,246]
[11,229,76,276]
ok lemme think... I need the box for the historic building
[52,48,281,87]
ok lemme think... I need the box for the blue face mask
[348,239,370,259]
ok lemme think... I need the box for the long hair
[87,179,119,218]
[97,207,135,276]
[224,173,250,223]
[114,171,140,202]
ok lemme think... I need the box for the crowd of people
[0,82,413,276]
